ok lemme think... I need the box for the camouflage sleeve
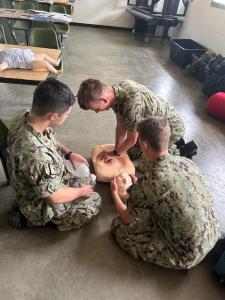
[22,160,64,199]
[48,128,63,154]
[127,180,150,217]
[122,92,148,132]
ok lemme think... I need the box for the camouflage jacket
[7,112,73,224]
[127,154,220,268]
[112,80,185,138]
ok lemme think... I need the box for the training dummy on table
[0,47,61,75]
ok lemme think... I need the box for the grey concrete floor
[0,26,225,300]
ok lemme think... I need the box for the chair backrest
[0,24,6,43]
[36,2,49,11]
[0,0,6,8]
[65,5,73,15]
[50,4,66,14]
[28,27,59,49]
[31,21,55,31]
[0,18,18,44]
[0,119,11,149]
[15,1,35,10]
[4,0,13,8]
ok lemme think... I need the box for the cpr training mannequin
[0,47,61,75]
[91,144,135,183]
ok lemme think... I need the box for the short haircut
[77,79,105,110]
[137,117,171,151]
[32,79,76,116]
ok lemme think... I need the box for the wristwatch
[64,150,72,160]
[113,149,120,156]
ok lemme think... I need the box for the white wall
[72,0,225,56]
[178,0,225,56]
[72,0,134,28]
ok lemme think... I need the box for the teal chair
[13,1,36,44]
[30,20,60,46]
[28,27,63,76]
[36,2,49,12]
[4,0,13,8]
[0,24,6,43]
[66,4,73,15]
[0,18,18,44]
[0,118,12,185]
[0,0,6,8]
[28,27,60,49]
[31,20,56,31]
[50,4,70,44]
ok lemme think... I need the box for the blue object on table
[25,9,40,14]
[33,15,49,21]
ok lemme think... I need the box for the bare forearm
[115,125,126,150]
[60,143,70,155]
[116,137,137,155]
[113,194,133,224]
[115,129,139,155]
[47,186,81,204]
[115,114,127,150]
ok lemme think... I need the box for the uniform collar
[152,154,170,164]
[23,112,50,139]
[112,84,125,112]
[143,154,171,170]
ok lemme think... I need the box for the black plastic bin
[170,39,207,68]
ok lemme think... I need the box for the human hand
[56,69,63,76]
[97,151,115,163]
[79,184,93,198]
[70,153,89,169]
[129,174,137,184]
[56,58,61,66]
[110,178,119,197]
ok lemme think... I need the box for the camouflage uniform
[112,80,185,159]
[111,154,220,269]
[7,112,102,231]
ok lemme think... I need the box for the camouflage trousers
[111,217,189,269]
[21,176,102,231]
[50,175,102,231]
[51,192,101,231]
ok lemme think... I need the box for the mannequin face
[49,106,72,127]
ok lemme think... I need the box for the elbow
[127,136,138,148]
[47,190,62,204]
[123,218,132,225]
[47,195,56,204]
[122,216,133,225]
[121,210,133,225]
[126,131,139,146]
